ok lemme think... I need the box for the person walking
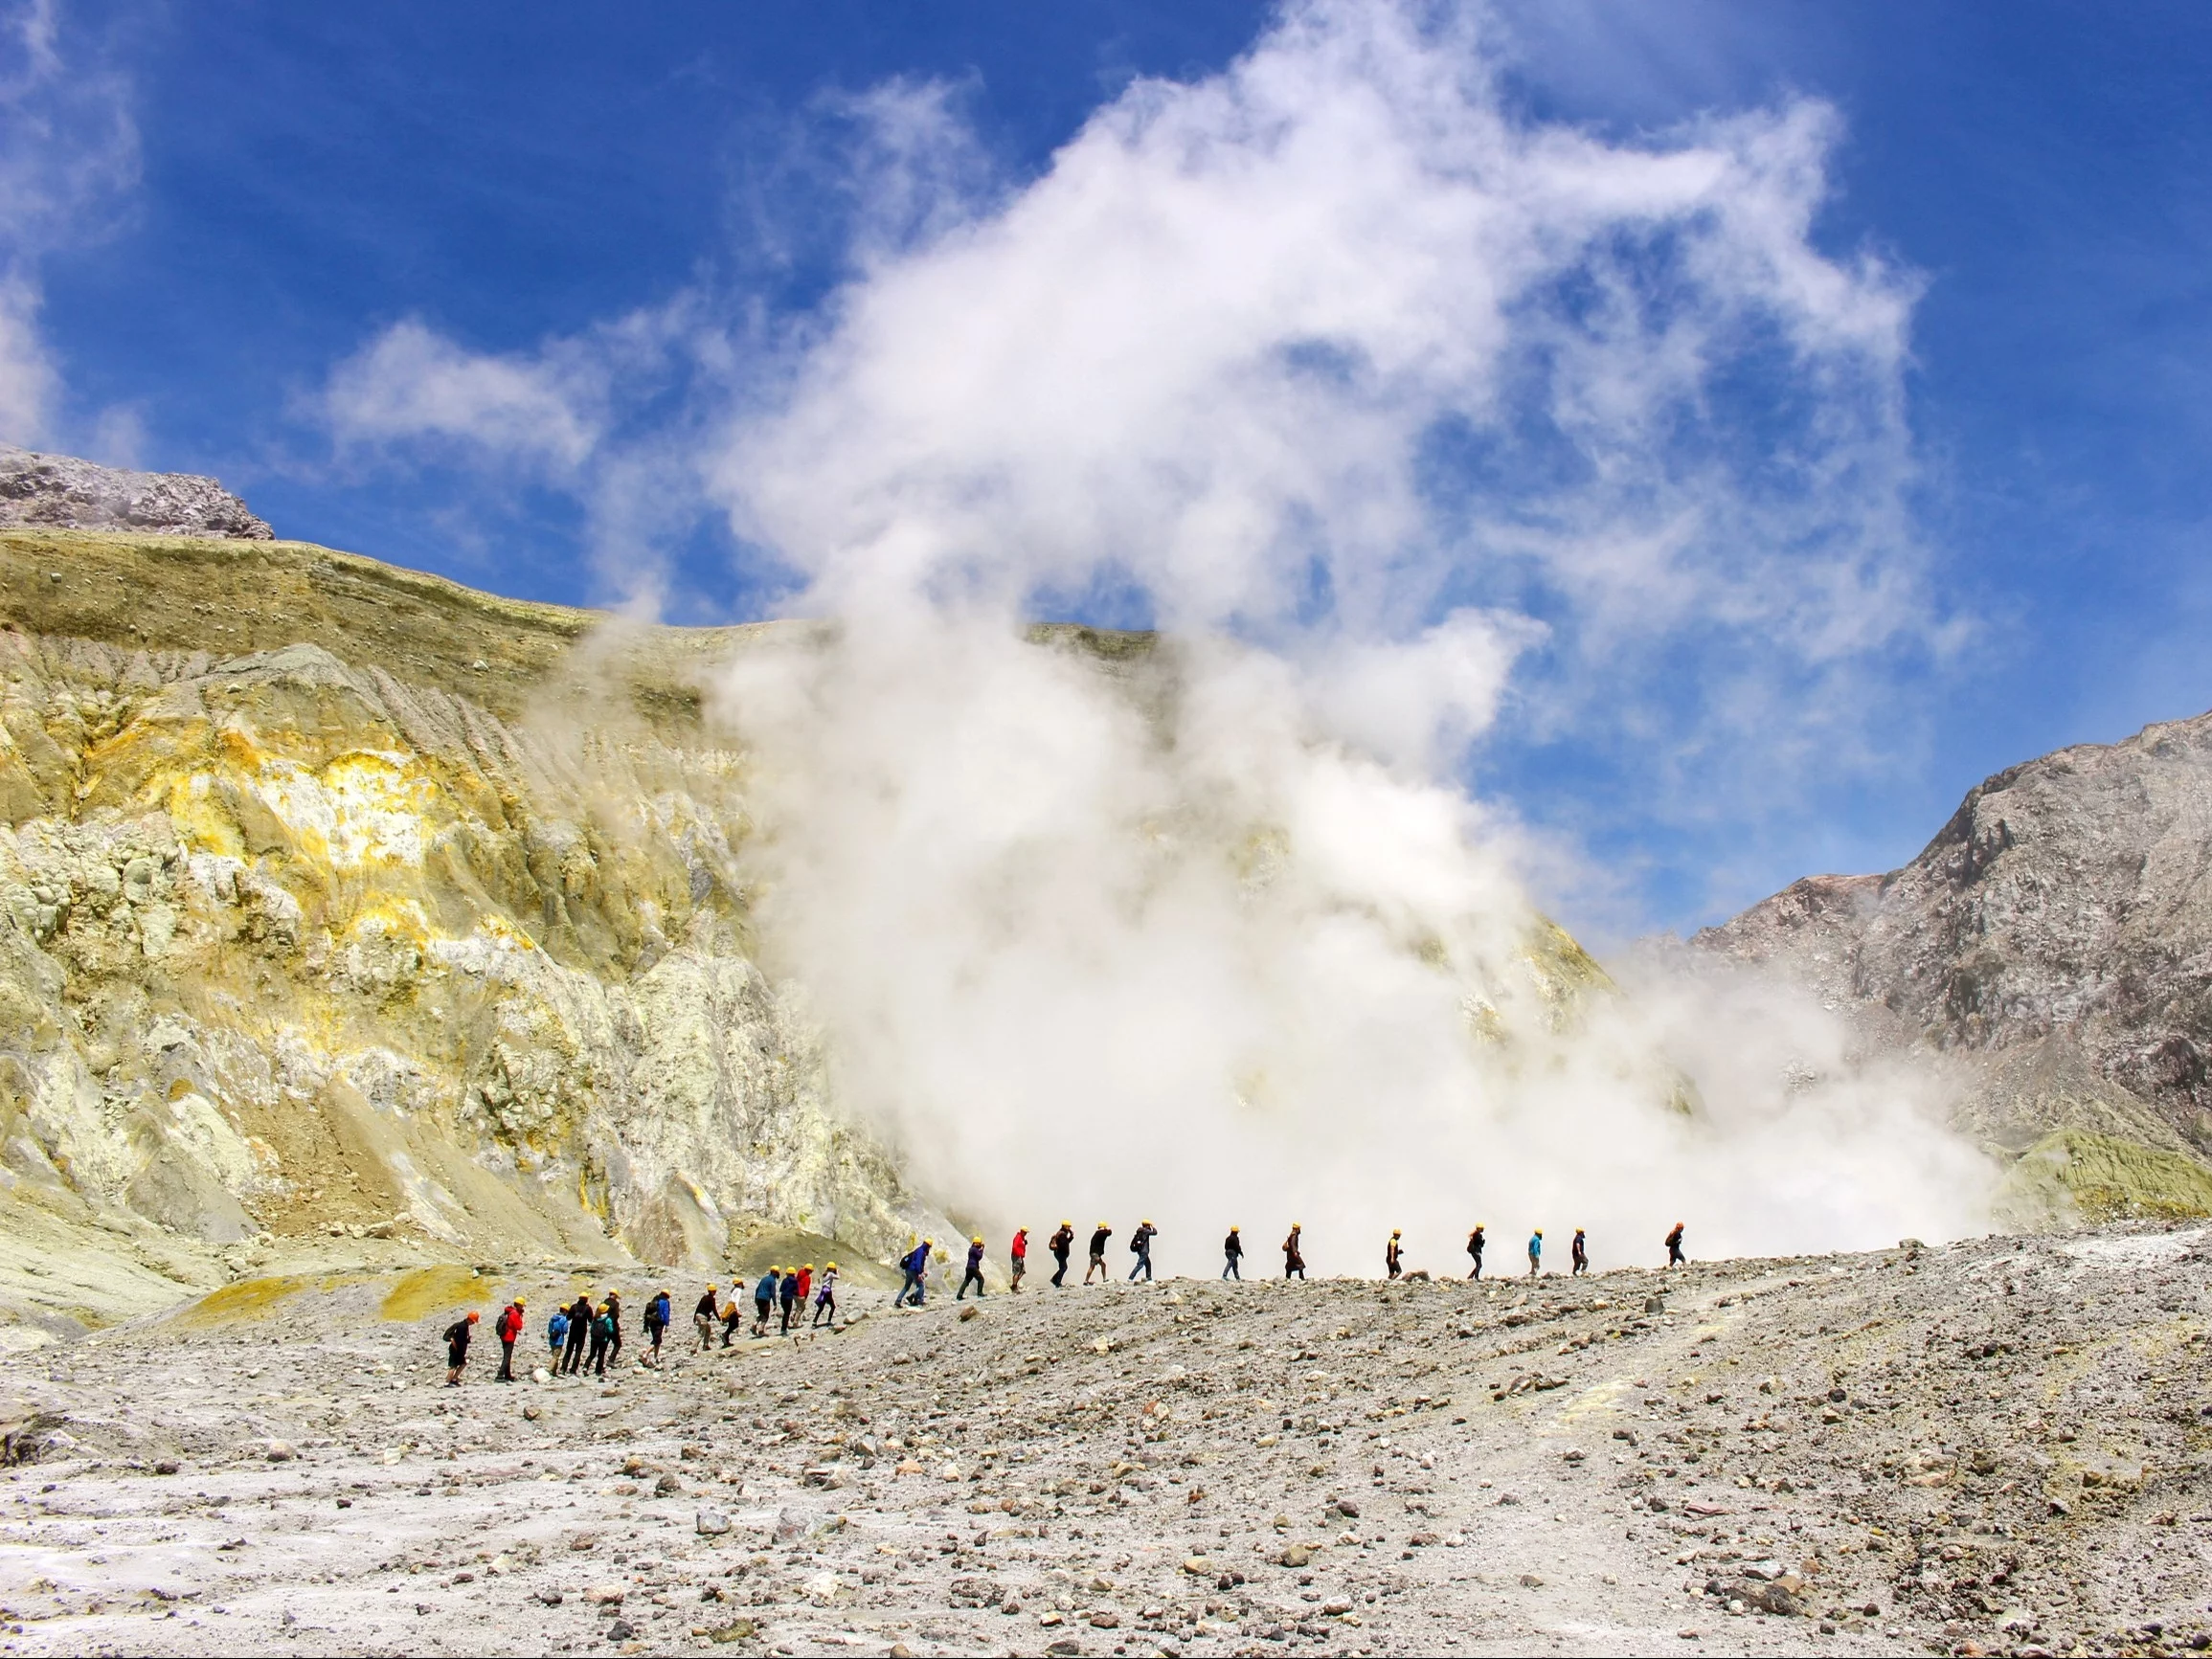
[1084,1222,1114,1285]
[1570,1229,1589,1276]
[895,1239,933,1308]
[958,1236,987,1300]
[754,1268,779,1336]
[442,1310,479,1387]
[720,1292,744,1347]
[1009,1228,1028,1293]
[1526,1229,1543,1278]
[1665,1222,1686,1268]
[1282,1223,1306,1281]
[1049,1222,1074,1289]
[1127,1220,1158,1282]
[494,1296,525,1381]
[1222,1225,1244,1280]
[546,1303,570,1367]
[602,1291,623,1371]
[778,1267,801,1334]
[561,1293,593,1376]
[811,1263,839,1328]
[1385,1231,1403,1281]
[794,1265,813,1310]
[694,1285,719,1351]
[643,1289,670,1366]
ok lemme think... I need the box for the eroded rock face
[0,449,273,540]
[1699,711,2212,1166]
[0,626,945,1272]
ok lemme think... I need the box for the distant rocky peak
[0,445,272,540]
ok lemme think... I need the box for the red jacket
[497,1304,523,1341]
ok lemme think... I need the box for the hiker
[958,1236,987,1300]
[588,1298,615,1378]
[442,1310,479,1386]
[754,1268,779,1336]
[1085,1222,1114,1285]
[778,1267,801,1334]
[1283,1223,1305,1281]
[1527,1229,1543,1277]
[812,1263,839,1328]
[547,1303,570,1365]
[1386,1231,1403,1281]
[1010,1227,1027,1293]
[1049,1222,1075,1288]
[719,1293,744,1347]
[1127,1219,1158,1283]
[1222,1225,1244,1280]
[561,1293,593,1376]
[694,1285,719,1351]
[1666,1222,1686,1267]
[602,1292,623,1370]
[1467,1225,1485,1281]
[1570,1230,1589,1277]
[643,1289,670,1366]
[894,1239,933,1308]
[494,1295,526,1381]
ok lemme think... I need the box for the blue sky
[5,0,2210,941]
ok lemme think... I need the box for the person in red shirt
[795,1265,813,1307]
[1010,1228,1028,1293]
[494,1297,526,1381]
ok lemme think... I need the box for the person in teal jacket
[1527,1229,1543,1277]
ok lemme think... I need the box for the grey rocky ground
[0,1228,2207,1659]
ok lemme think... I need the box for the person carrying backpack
[589,1299,618,1378]
[1466,1225,1485,1281]
[1127,1220,1157,1283]
[694,1285,719,1351]
[561,1294,593,1376]
[1049,1222,1074,1289]
[1665,1222,1687,1268]
[643,1289,670,1366]
[494,1296,526,1381]
[602,1291,623,1370]
[958,1236,987,1300]
[894,1240,933,1308]
[720,1293,744,1347]
[547,1305,570,1364]
[811,1263,839,1328]
[1222,1225,1244,1280]
[1282,1224,1305,1281]
[1385,1231,1403,1281]
[442,1311,478,1387]
[1570,1230,1589,1277]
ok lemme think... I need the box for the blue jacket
[547,1312,569,1347]
[966,1243,984,1270]
[1528,1234,1542,1257]
[906,1242,932,1274]
[756,1273,778,1304]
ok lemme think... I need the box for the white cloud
[322,317,607,472]
[0,0,139,447]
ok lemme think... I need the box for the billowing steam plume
[705,0,1991,1274]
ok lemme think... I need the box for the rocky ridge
[0,448,272,541]
[1699,710,2212,1220]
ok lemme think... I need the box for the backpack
[549,1312,569,1344]
[1129,1234,1140,1252]
[597,1311,616,1340]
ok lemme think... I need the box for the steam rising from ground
[707,0,1992,1271]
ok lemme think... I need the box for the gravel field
[0,1225,2207,1658]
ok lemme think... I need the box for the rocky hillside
[0,512,957,1342]
[1699,710,2212,1215]
[1,447,272,540]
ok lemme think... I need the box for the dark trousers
[1223,1256,1240,1279]
[1050,1250,1070,1288]
[589,1335,609,1377]
[496,1338,515,1380]
[812,1294,835,1327]
[1129,1249,1152,1282]
[561,1330,587,1374]
[958,1267,984,1299]
[779,1298,796,1333]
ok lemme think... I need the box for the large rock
[0,448,272,540]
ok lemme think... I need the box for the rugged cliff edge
[1699,710,2212,1220]
[0,519,954,1342]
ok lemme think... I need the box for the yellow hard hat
[515,1295,527,1305]
[1230,1224,1239,1231]
[1390,1230,1401,1238]
[1142,1219,1152,1226]
[707,1282,717,1290]
[1097,1221,1108,1227]
[1534,1229,1544,1237]
[1061,1219,1072,1226]
[804,1263,814,1270]
[826,1262,837,1270]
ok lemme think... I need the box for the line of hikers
[439,1221,1692,1379]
